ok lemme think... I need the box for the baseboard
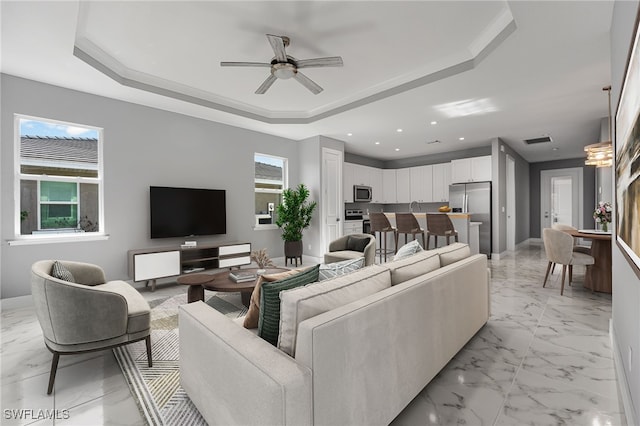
[0,294,33,311]
[611,321,637,426]
[528,237,542,243]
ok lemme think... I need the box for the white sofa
[179,243,490,425]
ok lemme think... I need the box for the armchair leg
[145,335,153,368]
[47,352,60,395]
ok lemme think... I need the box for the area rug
[114,292,247,426]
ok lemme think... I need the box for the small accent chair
[31,260,152,395]
[542,228,595,295]
[324,233,376,266]
[369,212,398,263]
[425,213,459,249]
[395,213,426,248]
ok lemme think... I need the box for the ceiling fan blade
[220,61,271,67]
[266,34,288,63]
[294,71,323,94]
[295,56,344,68]
[255,74,277,94]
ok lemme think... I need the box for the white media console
[128,242,251,291]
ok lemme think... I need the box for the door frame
[540,167,583,236]
[321,147,343,254]
[506,155,516,251]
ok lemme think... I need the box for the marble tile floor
[1,243,626,425]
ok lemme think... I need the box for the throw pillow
[278,265,391,356]
[346,236,370,252]
[258,264,320,346]
[50,261,75,283]
[243,269,301,329]
[393,239,424,261]
[318,257,365,281]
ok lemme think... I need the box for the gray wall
[528,158,596,238]
[345,146,492,170]
[1,74,300,298]
[611,1,640,424]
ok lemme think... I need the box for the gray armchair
[31,260,152,394]
[324,234,376,266]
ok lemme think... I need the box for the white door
[506,155,516,251]
[540,168,583,236]
[322,148,343,253]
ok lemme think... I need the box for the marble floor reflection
[1,243,626,425]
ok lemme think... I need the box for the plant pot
[284,240,303,259]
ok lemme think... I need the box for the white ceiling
[1,1,614,163]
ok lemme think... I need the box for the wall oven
[353,185,372,202]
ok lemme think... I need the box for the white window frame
[10,114,107,245]
[254,152,288,230]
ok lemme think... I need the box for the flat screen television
[150,186,226,239]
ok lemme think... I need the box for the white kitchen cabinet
[370,167,383,203]
[409,165,433,203]
[396,168,411,203]
[343,221,364,235]
[450,156,492,183]
[352,164,369,186]
[343,162,355,202]
[432,162,451,202]
[382,169,397,203]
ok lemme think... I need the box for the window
[15,116,103,239]
[254,153,287,228]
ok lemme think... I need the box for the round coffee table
[203,268,289,307]
[177,273,215,303]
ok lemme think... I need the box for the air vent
[426,140,442,145]
[523,136,553,145]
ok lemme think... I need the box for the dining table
[565,229,612,293]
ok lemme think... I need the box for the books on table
[229,271,257,283]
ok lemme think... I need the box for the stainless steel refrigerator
[449,182,492,257]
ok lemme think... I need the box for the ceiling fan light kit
[220,34,343,95]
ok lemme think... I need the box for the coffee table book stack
[229,271,257,283]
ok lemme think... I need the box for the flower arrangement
[593,201,612,232]
[250,248,275,269]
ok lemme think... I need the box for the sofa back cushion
[258,265,320,346]
[385,250,440,285]
[434,243,471,266]
[278,265,391,357]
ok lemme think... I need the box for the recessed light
[347,133,353,136]
[430,121,438,125]
[459,137,465,141]
[395,148,400,151]
[374,141,380,145]
[397,128,403,133]
[552,147,559,151]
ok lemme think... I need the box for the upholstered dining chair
[31,260,152,395]
[425,213,458,249]
[550,223,592,274]
[370,212,398,262]
[542,228,595,295]
[395,213,426,249]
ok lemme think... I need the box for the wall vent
[426,140,442,145]
[523,136,553,145]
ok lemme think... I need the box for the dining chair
[550,223,592,274]
[395,213,426,248]
[369,212,398,263]
[426,213,458,249]
[542,228,595,295]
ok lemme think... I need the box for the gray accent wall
[1,74,300,298]
[528,158,596,239]
[611,1,640,424]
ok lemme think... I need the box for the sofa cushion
[318,257,364,281]
[435,243,471,266]
[393,239,423,261]
[346,236,370,252]
[385,250,440,286]
[51,261,76,283]
[278,265,391,357]
[258,265,320,346]
[243,269,302,329]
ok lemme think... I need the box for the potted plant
[275,184,317,260]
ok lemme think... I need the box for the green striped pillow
[258,264,320,346]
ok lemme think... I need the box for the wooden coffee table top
[176,273,215,286]
[203,268,289,292]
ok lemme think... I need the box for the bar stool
[426,213,458,249]
[395,213,426,248]
[369,212,398,263]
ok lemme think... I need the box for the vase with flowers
[593,201,612,232]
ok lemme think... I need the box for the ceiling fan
[220,34,343,95]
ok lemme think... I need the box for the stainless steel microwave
[353,185,372,202]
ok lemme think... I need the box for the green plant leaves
[275,183,317,242]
